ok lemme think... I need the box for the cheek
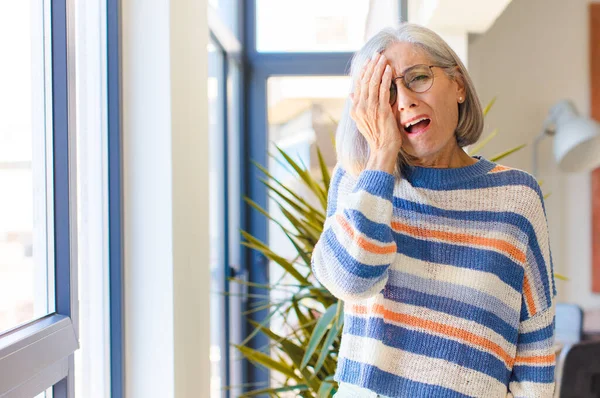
[434,97,459,130]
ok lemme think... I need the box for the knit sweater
[311,155,557,398]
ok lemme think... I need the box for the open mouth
[405,118,431,134]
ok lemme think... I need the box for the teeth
[404,117,428,129]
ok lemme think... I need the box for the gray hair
[336,23,484,177]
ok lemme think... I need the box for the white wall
[122,0,210,396]
[469,0,600,309]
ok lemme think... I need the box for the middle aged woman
[311,23,557,398]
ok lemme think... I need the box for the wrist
[366,149,399,174]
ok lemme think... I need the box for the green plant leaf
[235,344,300,382]
[555,272,569,281]
[490,144,527,162]
[313,312,342,374]
[467,128,498,155]
[241,231,310,285]
[238,384,310,397]
[301,303,338,369]
[275,146,328,208]
[317,378,336,398]
[316,146,331,189]
[483,97,496,117]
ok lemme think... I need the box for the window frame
[208,2,244,397]
[0,0,80,396]
[107,0,124,396]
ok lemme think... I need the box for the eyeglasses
[389,64,445,106]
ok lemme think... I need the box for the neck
[411,143,475,169]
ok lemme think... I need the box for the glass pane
[266,76,348,387]
[209,0,239,38]
[208,40,226,398]
[0,1,53,334]
[256,0,370,52]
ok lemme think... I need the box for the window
[0,1,79,396]
[0,0,54,337]
[256,0,369,52]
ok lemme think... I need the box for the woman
[311,23,557,398]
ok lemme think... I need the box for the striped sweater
[311,155,557,398]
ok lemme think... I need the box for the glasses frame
[389,64,445,105]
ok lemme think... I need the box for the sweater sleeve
[311,164,397,302]
[508,181,557,398]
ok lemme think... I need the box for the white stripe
[341,189,394,225]
[508,380,555,397]
[390,253,521,308]
[519,303,555,334]
[339,334,509,398]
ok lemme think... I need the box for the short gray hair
[336,23,484,177]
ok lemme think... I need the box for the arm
[508,181,558,398]
[311,164,397,302]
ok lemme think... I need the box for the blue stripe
[388,270,520,328]
[344,315,512,383]
[344,209,394,243]
[383,285,519,343]
[524,226,553,312]
[518,337,554,352]
[326,166,345,217]
[393,232,524,291]
[336,358,473,398]
[518,321,555,344]
[354,170,395,200]
[417,168,544,204]
[510,365,555,384]
[322,228,389,278]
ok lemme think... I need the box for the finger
[379,64,392,106]
[353,64,368,102]
[361,54,379,103]
[368,53,388,103]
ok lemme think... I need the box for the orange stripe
[336,214,396,255]
[349,303,514,367]
[390,221,526,263]
[515,353,555,365]
[489,165,512,173]
[522,274,538,317]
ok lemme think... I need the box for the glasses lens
[405,65,434,93]
[389,82,397,105]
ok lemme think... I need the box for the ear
[453,66,466,102]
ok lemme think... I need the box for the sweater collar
[402,155,496,188]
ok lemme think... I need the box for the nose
[395,83,419,112]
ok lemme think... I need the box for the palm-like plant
[231,98,567,397]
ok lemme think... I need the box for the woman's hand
[350,52,402,174]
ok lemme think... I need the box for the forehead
[382,42,431,74]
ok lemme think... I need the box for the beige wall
[122,0,210,396]
[469,0,600,309]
